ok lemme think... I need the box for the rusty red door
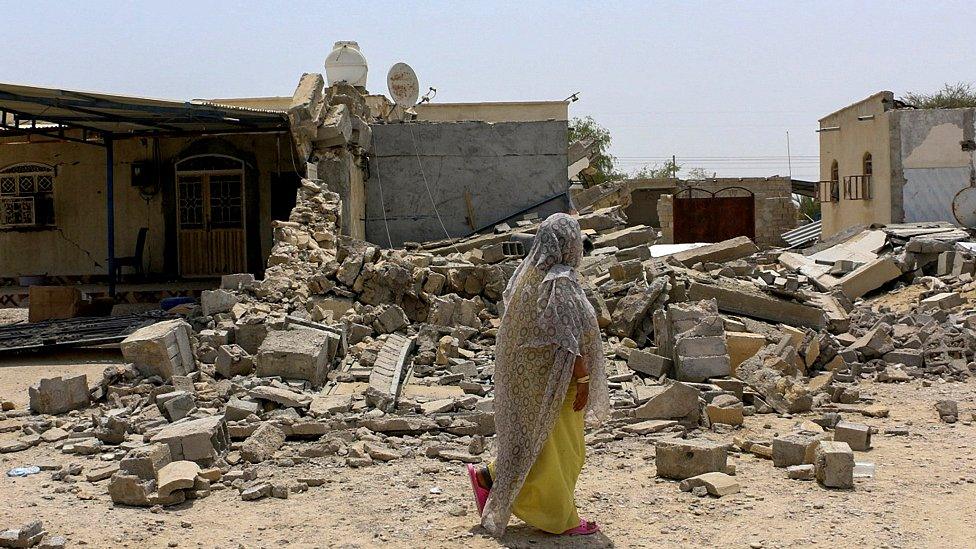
[672,187,755,244]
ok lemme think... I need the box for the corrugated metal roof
[782,220,821,248]
[0,82,288,138]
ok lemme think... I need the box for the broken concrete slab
[678,471,740,497]
[837,257,903,300]
[157,460,201,498]
[671,236,759,267]
[833,421,872,451]
[725,332,767,374]
[627,348,672,378]
[120,443,172,480]
[249,385,313,409]
[634,381,701,423]
[215,344,254,379]
[108,472,156,507]
[200,289,239,316]
[688,282,825,329]
[120,319,196,381]
[620,419,678,435]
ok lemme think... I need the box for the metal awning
[0,82,288,144]
[0,82,292,297]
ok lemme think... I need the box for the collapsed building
[2,66,975,517]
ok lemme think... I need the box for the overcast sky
[2,1,973,181]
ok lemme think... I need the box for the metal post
[106,135,116,297]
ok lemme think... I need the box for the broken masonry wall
[365,120,570,247]
[897,107,976,225]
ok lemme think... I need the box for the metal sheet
[903,167,970,224]
[673,195,755,244]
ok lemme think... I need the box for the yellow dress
[490,382,585,534]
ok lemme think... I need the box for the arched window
[830,160,839,182]
[862,152,872,176]
[0,163,56,227]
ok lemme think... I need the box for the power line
[407,124,460,255]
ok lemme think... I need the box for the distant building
[818,91,976,238]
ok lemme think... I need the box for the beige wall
[414,101,569,123]
[818,92,894,237]
[0,132,292,279]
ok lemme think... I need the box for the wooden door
[176,158,246,277]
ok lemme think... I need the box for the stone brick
[837,257,903,300]
[634,381,701,422]
[655,438,729,480]
[200,289,238,316]
[225,397,261,421]
[675,355,730,382]
[725,332,767,374]
[671,236,759,267]
[919,292,963,311]
[120,319,196,381]
[772,431,827,468]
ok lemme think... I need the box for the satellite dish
[952,186,976,228]
[387,62,420,108]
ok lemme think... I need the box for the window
[0,163,56,227]
[862,152,872,176]
[817,160,840,203]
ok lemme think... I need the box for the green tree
[901,82,976,109]
[632,159,681,179]
[797,195,821,221]
[569,116,622,184]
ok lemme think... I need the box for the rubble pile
[2,77,976,512]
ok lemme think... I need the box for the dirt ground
[2,351,975,548]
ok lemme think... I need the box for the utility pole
[672,154,677,179]
[786,131,793,179]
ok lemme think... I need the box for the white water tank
[324,41,368,87]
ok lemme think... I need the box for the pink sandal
[563,519,600,536]
[466,464,489,516]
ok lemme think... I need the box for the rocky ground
[1,350,974,548]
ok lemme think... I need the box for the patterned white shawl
[481,213,608,536]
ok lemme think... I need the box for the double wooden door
[176,157,246,277]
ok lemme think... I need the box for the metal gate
[672,186,755,244]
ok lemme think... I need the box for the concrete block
[675,354,731,382]
[235,322,268,354]
[108,473,156,507]
[675,335,728,358]
[833,421,871,451]
[725,332,766,374]
[882,349,922,368]
[241,423,286,463]
[150,416,229,464]
[215,344,254,379]
[655,438,729,480]
[255,328,334,387]
[157,390,195,422]
[120,443,172,480]
[121,319,196,380]
[220,273,255,290]
[620,419,679,435]
[706,395,743,426]
[28,375,89,415]
[627,349,672,378]
[787,464,816,480]
[200,289,238,316]
[591,225,656,249]
[813,441,854,489]
[772,431,827,468]
[225,397,261,421]
[248,386,313,409]
[28,285,81,322]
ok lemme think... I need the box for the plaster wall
[365,121,568,247]
[897,108,976,224]
[818,92,894,238]
[0,133,292,279]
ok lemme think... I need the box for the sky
[2,0,973,182]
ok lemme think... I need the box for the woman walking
[467,213,608,537]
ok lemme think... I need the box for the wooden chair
[114,227,148,281]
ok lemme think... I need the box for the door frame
[174,154,247,277]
